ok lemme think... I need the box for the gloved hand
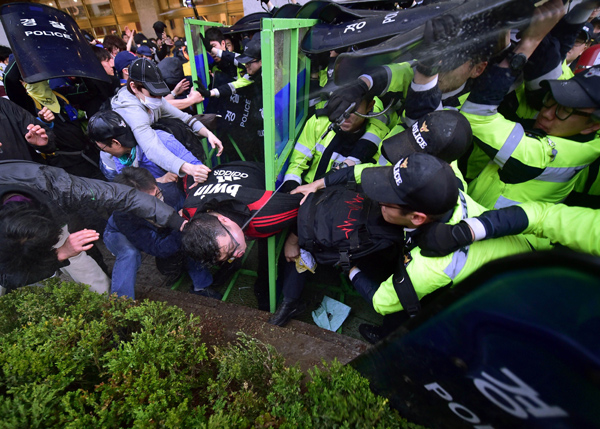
[316,79,369,122]
[194,80,211,98]
[417,14,461,76]
[416,221,474,257]
[199,32,213,53]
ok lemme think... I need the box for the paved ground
[98,241,380,370]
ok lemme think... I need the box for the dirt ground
[101,242,370,372]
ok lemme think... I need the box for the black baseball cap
[382,110,472,164]
[542,65,600,109]
[153,21,167,37]
[129,58,170,97]
[88,110,137,148]
[236,35,261,64]
[361,153,459,215]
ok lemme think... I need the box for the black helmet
[87,110,137,148]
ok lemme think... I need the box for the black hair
[126,77,145,95]
[113,167,157,193]
[87,110,137,148]
[181,213,226,266]
[103,34,127,53]
[0,45,12,62]
[92,46,111,63]
[205,27,225,44]
[0,202,62,278]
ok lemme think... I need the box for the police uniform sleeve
[371,252,452,315]
[283,115,329,185]
[519,202,600,256]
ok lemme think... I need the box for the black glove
[199,32,213,53]
[194,80,211,99]
[417,14,461,76]
[416,221,473,257]
[316,79,369,123]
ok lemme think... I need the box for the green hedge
[0,280,419,428]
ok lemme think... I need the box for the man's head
[566,24,594,65]
[237,36,262,76]
[114,51,137,79]
[361,153,459,228]
[103,34,127,57]
[0,45,13,64]
[88,110,137,157]
[338,96,376,132]
[127,58,171,101]
[181,212,247,266]
[535,66,600,137]
[114,167,163,201]
[93,46,114,76]
[382,110,472,164]
[0,201,62,280]
[136,44,154,60]
[205,27,226,61]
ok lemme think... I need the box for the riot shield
[351,250,600,428]
[0,2,109,83]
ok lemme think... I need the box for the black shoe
[268,300,306,327]
[359,323,384,344]
[192,287,223,300]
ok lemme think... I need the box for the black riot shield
[0,2,110,83]
[325,0,538,84]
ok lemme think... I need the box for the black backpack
[152,117,206,161]
[297,186,405,271]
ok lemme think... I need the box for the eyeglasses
[96,142,109,152]
[218,220,240,264]
[542,93,595,121]
[154,188,163,201]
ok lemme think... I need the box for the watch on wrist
[506,52,527,74]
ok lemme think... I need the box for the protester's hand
[24,124,49,147]
[38,106,54,122]
[187,88,205,104]
[284,233,301,262]
[156,172,179,183]
[173,78,190,96]
[206,131,223,156]
[291,178,324,205]
[164,35,174,46]
[56,229,100,261]
[194,80,212,98]
[316,79,368,122]
[199,32,214,53]
[181,163,211,188]
[415,221,474,257]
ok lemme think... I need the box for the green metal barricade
[185,17,318,312]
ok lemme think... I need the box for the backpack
[297,186,405,271]
[152,117,206,161]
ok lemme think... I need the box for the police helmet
[87,110,137,148]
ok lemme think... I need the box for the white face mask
[140,95,162,110]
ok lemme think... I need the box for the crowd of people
[2,0,600,344]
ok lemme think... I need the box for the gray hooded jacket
[111,86,205,175]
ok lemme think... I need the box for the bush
[0,280,416,428]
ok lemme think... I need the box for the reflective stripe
[315,143,326,154]
[494,194,521,209]
[443,192,470,280]
[494,123,524,168]
[460,101,498,116]
[526,63,562,91]
[331,152,346,162]
[378,154,390,166]
[361,132,381,146]
[443,247,469,279]
[293,142,314,159]
[536,165,585,183]
[283,173,301,184]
